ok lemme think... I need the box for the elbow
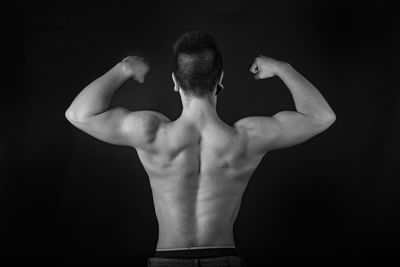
[318,113,336,132]
[65,107,94,124]
[327,112,336,124]
[311,112,336,131]
[65,108,74,121]
[322,112,336,125]
[310,112,336,134]
[65,108,85,123]
[314,110,336,125]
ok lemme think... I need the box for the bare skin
[140,107,260,249]
[66,55,336,250]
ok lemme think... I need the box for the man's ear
[216,71,224,95]
[218,71,224,88]
[172,73,179,92]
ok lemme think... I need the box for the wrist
[116,62,135,79]
[274,61,291,77]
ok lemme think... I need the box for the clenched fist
[119,55,149,83]
[249,55,286,80]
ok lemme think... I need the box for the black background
[2,0,400,265]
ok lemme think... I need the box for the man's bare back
[136,115,263,249]
[66,48,336,257]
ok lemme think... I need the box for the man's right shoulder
[233,116,281,157]
[234,116,278,133]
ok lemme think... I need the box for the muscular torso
[136,115,265,249]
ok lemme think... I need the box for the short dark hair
[172,31,223,97]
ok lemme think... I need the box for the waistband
[154,246,238,259]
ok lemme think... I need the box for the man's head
[172,31,224,98]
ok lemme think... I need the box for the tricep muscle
[235,111,333,155]
[66,107,167,149]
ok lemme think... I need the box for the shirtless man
[65,31,336,266]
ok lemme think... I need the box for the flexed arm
[65,56,149,121]
[235,56,336,155]
[250,56,336,121]
[65,56,168,149]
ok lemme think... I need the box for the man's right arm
[235,56,336,155]
[277,62,336,122]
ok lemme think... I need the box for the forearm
[66,62,130,121]
[276,63,336,121]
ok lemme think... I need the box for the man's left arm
[65,56,168,149]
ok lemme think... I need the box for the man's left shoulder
[122,110,171,149]
[147,111,171,124]
[128,110,171,135]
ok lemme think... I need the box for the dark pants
[147,248,246,267]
